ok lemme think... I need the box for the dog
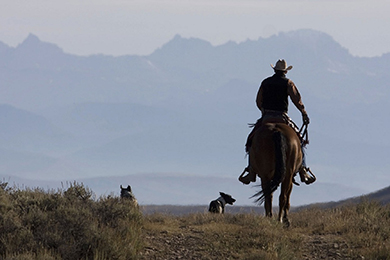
[208,192,236,214]
[120,185,138,206]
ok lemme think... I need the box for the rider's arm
[287,80,307,115]
[288,80,310,124]
[256,85,264,113]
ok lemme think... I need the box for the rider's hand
[302,113,310,125]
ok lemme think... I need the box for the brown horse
[249,122,302,226]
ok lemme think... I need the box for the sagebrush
[0,181,142,260]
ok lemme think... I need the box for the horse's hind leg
[279,180,293,227]
[265,193,273,218]
[262,181,273,217]
[278,194,285,223]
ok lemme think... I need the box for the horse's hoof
[283,220,291,228]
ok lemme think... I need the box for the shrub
[0,181,142,260]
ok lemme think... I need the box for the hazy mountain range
[0,29,389,206]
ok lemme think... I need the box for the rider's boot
[238,167,256,185]
[298,166,316,185]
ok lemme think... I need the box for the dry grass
[141,213,302,259]
[2,179,390,259]
[141,200,390,259]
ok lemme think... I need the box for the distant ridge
[141,185,390,215]
[298,185,390,210]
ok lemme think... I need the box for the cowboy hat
[270,59,293,71]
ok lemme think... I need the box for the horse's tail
[253,131,287,204]
[273,131,287,189]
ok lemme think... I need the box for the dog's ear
[120,185,123,189]
[127,185,132,191]
[219,192,225,196]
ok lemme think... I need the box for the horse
[249,122,302,226]
[120,185,138,207]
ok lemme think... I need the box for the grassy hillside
[141,201,390,259]
[0,181,142,259]
[1,181,390,259]
[297,185,390,210]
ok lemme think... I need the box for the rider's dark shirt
[259,74,289,113]
[256,72,306,115]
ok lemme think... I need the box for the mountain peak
[166,34,212,48]
[25,33,41,43]
[172,34,183,40]
[18,34,43,49]
[16,33,63,55]
[150,34,213,59]
[280,29,350,57]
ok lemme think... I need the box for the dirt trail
[139,224,360,260]
[140,228,212,260]
[300,234,361,260]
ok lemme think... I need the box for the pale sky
[1,0,389,57]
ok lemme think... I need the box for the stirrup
[292,175,300,186]
[300,167,316,185]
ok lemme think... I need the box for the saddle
[263,110,301,138]
[246,110,306,153]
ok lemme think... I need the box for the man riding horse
[239,59,316,186]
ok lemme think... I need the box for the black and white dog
[208,192,236,214]
[120,185,138,206]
